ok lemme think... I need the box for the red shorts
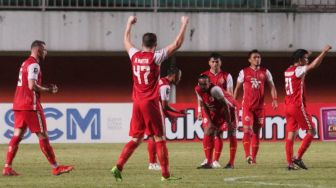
[242,106,265,128]
[14,110,47,133]
[285,105,315,132]
[202,107,237,131]
[129,99,164,138]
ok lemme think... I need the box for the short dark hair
[248,49,260,58]
[292,49,308,63]
[198,74,209,81]
[31,40,45,49]
[209,53,222,61]
[142,33,157,48]
[167,66,180,76]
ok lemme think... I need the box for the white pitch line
[224,176,330,188]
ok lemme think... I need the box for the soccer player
[2,40,74,176]
[111,15,189,181]
[233,49,278,164]
[285,45,331,170]
[197,53,237,169]
[196,75,240,169]
[147,66,186,170]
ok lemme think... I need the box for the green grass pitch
[1,142,336,188]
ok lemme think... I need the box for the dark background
[1,53,335,103]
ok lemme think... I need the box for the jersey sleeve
[160,85,171,101]
[154,48,168,65]
[237,70,244,83]
[295,66,307,78]
[128,47,140,59]
[210,86,225,100]
[27,63,40,80]
[266,69,274,83]
[226,74,233,90]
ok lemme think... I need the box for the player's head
[248,49,261,67]
[198,74,211,92]
[167,66,182,85]
[142,33,157,50]
[31,40,47,61]
[208,53,222,71]
[292,49,309,65]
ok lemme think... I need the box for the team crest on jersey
[250,78,261,89]
[259,73,265,80]
[34,68,38,73]
[245,116,250,122]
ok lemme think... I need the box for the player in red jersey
[285,45,331,170]
[196,74,240,169]
[234,49,278,164]
[2,40,74,176]
[111,15,189,182]
[197,53,237,169]
[147,66,186,170]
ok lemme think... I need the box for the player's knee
[36,132,48,140]
[307,128,316,136]
[131,137,143,144]
[286,131,296,140]
[13,128,25,137]
[243,127,252,134]
[147,136,155,142]
[205,129,215,136]
[228,129,236,137]
[153,136,165,142]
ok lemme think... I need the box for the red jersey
[284,65,307,107]
[13,56,43,111]
[195,84,239,119]
[128,47,167,101]
[237,67,273,110]
[201,70,233,91]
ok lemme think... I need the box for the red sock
[147,139,156,163]
[242,132,251,158]
[156,140,170,178]
[229,136,237,165]
[251,133,260,161]
[285,139,294,165]
[297,133,314,159]
[39,138,57,166]
[116,140,139,171]
[214,136,223,161]
[203,134,214,164]
[5,136,22,166]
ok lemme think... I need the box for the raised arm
[165,16,189,57]
[124,16,137,53]
[305,45,332,74]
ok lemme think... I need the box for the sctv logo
[4,108,101,141]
